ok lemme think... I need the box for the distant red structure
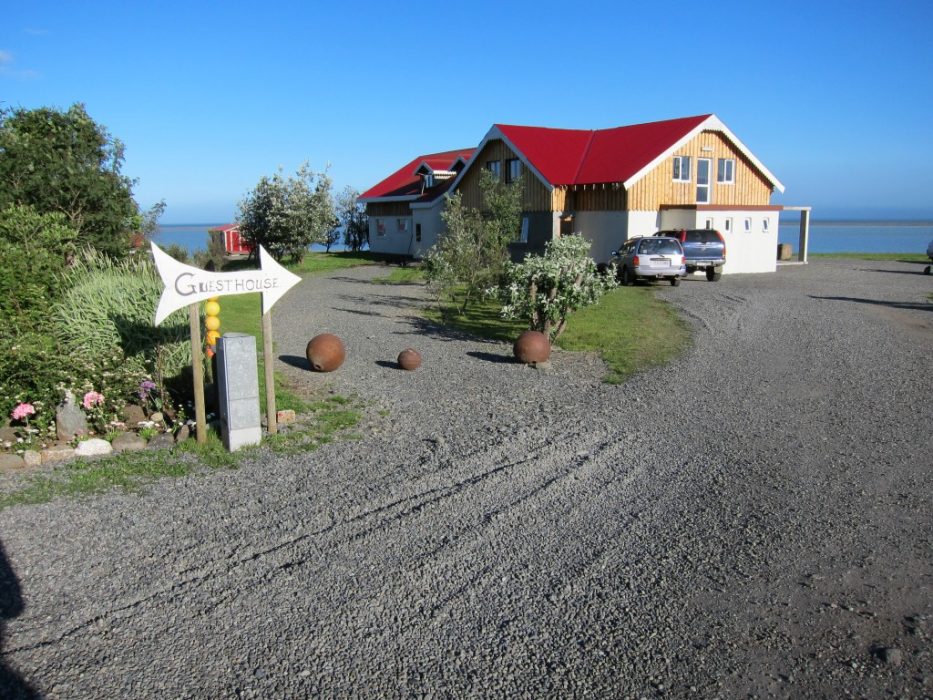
[210,223,253,255]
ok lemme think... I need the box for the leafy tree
[494,234,617,340]
[336,186,368,252]
[423,169,523,313]
[0,104,141,257]
[237,163,335,262]
[0,204,78,331]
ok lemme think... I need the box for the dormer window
[425,173,434,188]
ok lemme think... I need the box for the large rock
[0,453,25,472]
[41,445,75,464]
[74,438,113,458]
[147,433,176,450]
[122,403,147,427]
[22,450,41,467]
[111,432,147,453]
[56,391,88,441]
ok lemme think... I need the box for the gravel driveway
[1,258,931,698]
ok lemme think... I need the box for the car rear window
[639,238,681,255]
[686,229,721,244]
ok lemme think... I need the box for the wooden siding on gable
[567,185,627,211]
[458,139,553,212]
[627,130,772,211]
[366,201,411,217]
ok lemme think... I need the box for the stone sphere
[397,348,422,371]
[306,333,346,372]
[513,330,551,364]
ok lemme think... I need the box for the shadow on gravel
[864,268,932,276]
[333,307,384,317]
[407,317,502,344]
[375,360,402,370]
[336,293,426,309]
[810,295,933,312]
[467,351,517,364]
[279,354,311,370]
[0,541,38,699]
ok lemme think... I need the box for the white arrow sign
[151,242,302,325]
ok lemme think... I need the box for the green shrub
[0,205,77,330]
[51,250,197,416]
[494,234,617,340]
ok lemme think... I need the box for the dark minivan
[655,229,726,281]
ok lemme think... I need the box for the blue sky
[3,0,932,223]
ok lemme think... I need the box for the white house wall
[369,215,415,256]
[692,210,778,274]
[411,204,445,259]
[574,211,629,264]
[627,210,661,239]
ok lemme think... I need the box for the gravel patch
[1,258,931,698]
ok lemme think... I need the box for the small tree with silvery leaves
[238,162,335,263]
[494,234,617,340]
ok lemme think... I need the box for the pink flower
[11,403,36,421]
[82,391,105,410]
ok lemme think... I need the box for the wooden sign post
[151,243,301,445]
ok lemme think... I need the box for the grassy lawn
[811,252,929,263]
[427,285,691,383]
[372,266,425,285]
[558,286,691,383]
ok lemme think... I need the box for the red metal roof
[360,148,475,200]
[496,115,711,186]
[209,223,240,232]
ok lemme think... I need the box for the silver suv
[612,236,686,286]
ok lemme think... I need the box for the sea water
[151,224,348,256]
[153,221,933,257]
[778,220,933,254]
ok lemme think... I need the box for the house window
[672,155,691,182]
[397,218,408,233]
[415,223,422,242]
[424,173,434,188]
[505,158,521,183]
[519,216,529,243]
[744,217,752,232]
[696,158,711,204]
[717,158,735,184]
[704,218,714,229]
[376,219,386,237]
[763,218,770,232]
[487,160,501,178]
[724,218,732,233]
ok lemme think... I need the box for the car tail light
[716,230,726,257]
[633,255,640,266]
[679,229,687,243]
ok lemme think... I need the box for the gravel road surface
[1,258,931,698]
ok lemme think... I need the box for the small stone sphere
[513,330,551,364]
[306,333,346,372]
[397,348,422,371]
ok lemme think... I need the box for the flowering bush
[492,234,617,340]
[11,402,35,422]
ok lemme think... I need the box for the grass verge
[0,394,362,511]
[425,285,691,383]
